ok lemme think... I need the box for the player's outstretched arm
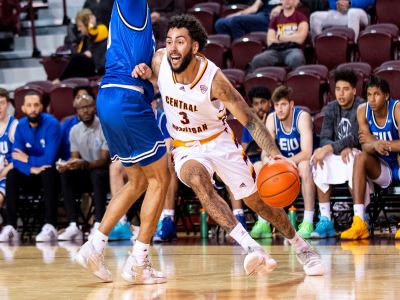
[211,70,280,158]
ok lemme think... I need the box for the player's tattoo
[181,162,237,232]
[246,116,280,157]
[244,193,296,239]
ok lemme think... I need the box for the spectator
[0,89,18,212]
[311,69,363,238]
[0,91,61,243]
[310,0,374,40]
[341,76,399,240]
[215,0,281,40]
[58,87,91,161]
[240,87,273,238]
[148,0,185,42]
[83,0,114,27]
[57,93,110,241]
[59,9,108,81]
[248,0,308,72]
[264,85,316,239]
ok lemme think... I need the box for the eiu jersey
[13,113,61,175]
[275,107,303,157]
[155,109,170,139]
[366,98,399,167]
[101,0,155,101]
[0,115,17,165]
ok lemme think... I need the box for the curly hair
[168,14,208,51]
[365,75,390,95]
[334,68,358,88]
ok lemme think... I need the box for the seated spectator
[0,88,18,212]
[311,69,363,239]
[148,0,185,42]
[0,91,61,243]
[241,87,273,238]
[59,9,108,81]
[263,85,316,239]
[341,76,400,240]
[58,87,91,161]
[248,0,308,72]
[57,94,110,241]
[310,0,374,40]
[215,0,281,40]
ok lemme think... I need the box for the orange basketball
[257,160,300,208]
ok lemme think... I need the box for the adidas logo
[239,182,247,188]
[179,86,185,91]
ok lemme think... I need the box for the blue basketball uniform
[97,0,166,166]
[366,98,400,181]
[155,109,170,139]
[275,107,303,157]
[0,115,17,195]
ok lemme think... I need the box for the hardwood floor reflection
[0,239,399,299]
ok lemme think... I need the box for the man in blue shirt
[0,91,61,243]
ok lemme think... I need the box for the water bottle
[288,205,297,230]
[200,208,208,239]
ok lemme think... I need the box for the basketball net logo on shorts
[200,85,208,94]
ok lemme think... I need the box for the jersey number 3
[179,112,190,125]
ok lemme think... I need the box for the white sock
[319,203,331,220]
[229,223,260,252]
[119,215,127,224]
[353,204,365,221]
[233,208,244,216]
[92,230,108,253]
[303,210,314,224]
[132,240,150,265]
[69,222,77,227]
[257,215,269,225]
[164,209,175,219]
[288,233,309,254]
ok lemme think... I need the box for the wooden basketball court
[0,237,399,299]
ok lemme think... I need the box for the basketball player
[76,0,170,284]
[133,14,324,276]
[263,85,316,239]
[0,89,18,216]
[341,76,400,240]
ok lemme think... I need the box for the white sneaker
[35,224,58,242]
[121,254,167,284]
[58,224,83,241]
[296,247,324,276]
[76,240,113,282]
[0,225,19,243]
[244,247,277,276]
[88,222,100,241]
[36,243,58,264]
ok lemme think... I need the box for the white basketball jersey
[158,53,227,141]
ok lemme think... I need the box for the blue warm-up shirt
[13,113,61,175]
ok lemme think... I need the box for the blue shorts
[97,86,166,167]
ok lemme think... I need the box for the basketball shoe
[243,247,277,275]
[58,223,83,241]
[340,216,369,240]
[250,220,272,239]
[0,225,19,243]
[310,216,337,238]
[76,240,113,282]
[297,221,314,239]
[35,224,58,242]
[296,247,324,276]
[109,221,132,241]
[153,217,176,242]
[121,254,167,284]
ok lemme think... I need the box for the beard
[167,49,193,74]
[28,114,40,124]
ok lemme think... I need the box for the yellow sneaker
[395,228,400,240]
[340,216,369,240]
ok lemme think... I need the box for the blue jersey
[0,115,17,165]
[101,0,155,101]
[155,109,170,139]
[13,113,61,175]
[366,98,399,167]
[275,107,303,157]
